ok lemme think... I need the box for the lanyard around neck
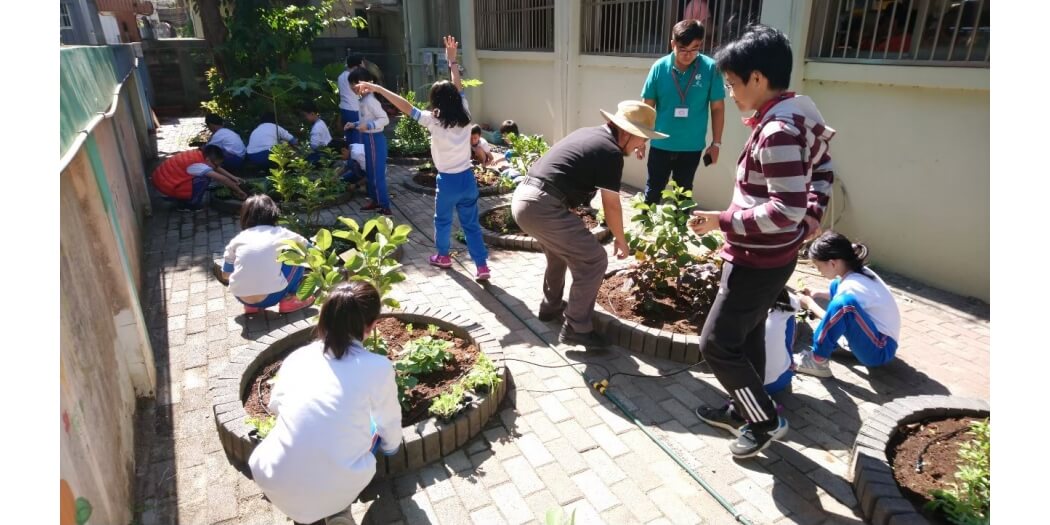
[672,60,698,104]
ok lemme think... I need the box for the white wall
[457,0,989,301]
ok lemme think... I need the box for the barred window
[61,2,73,29]
[807,0,989,66]
[581,0,763,57]
[474,0,555,52]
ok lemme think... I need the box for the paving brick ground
[132,118,989,524]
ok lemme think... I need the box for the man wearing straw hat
[512,101,668,350]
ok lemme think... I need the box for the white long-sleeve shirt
[246,123,296,154]
[310,119,333,150]
[249,340,403,524]
[358,93,389,134]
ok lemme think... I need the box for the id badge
[674,106,689,118]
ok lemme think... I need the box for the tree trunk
[196,0,229,79]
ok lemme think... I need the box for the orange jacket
[152,149,206,199]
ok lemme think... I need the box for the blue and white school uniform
[222,226,310,308]
[358,93,391,208]
[410,95,489,267]
[763,294,799,394]
[337,69,361,145]
[249,339,403,524]
[246,123,297,166]
[812,268,901,367]
[207,127,247,169]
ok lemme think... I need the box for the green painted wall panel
[60,46,120,158]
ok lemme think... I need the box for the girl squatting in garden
[794,231,902,378]
[354,35,492,281]
[221,195,315,315]
[345,67,393,216]
[249,282,403,525]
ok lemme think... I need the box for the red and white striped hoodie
[717,94,836,268]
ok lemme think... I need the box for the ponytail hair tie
[853,243,869,261]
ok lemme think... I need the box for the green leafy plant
[364,332,388,356]
[427,324,439,336]
[276,216,411,307]
[390,90,431,157]
[396,336,453,376]
[504,132,550,175]
[395,373,419,409]
[925,419,990,525]
[428,382,467,420]
[625,182,711,311]
[462,353,502,393]
[454,229,466,243]
[246,415,277,439]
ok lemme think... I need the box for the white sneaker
[325,506,355,525]
[794,349,833,378]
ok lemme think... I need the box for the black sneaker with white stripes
[695,402,747,437]
[729,415,789,459]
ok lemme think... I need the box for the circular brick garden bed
[211,305,508,476]
[850,395,990,525]
[477,204,612,251]
[401,173,513,197]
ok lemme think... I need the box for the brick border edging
[209,190,355,215]
[477,203,613,252]
[590,270,701,363]
[211,305,508,477]
[850,394,990,525]
[401,177,513,198]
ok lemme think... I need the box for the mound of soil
[596,271,705,334]
[480,206,598,235]
[244,317,479,426]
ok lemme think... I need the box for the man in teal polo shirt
[640,19,726,205]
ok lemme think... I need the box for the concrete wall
[456,0,989,301]
[60,44,157,525]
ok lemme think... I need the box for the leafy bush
[461,353,501,393]
[277,216,411,306]
[396,336,453,376]
[364,332,388,356]
[625,182,714,311]
[926,419,990,525]
[504,132,550,175]
[428,383,467,420]
[246,415,277,439]
[390,90,431,157]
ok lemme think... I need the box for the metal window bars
[474,0,556,52]
[581,0,763,57]
[808,0,989,66]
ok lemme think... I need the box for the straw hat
[599,101,669,140]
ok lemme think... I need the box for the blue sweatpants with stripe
[812,280,898,367]
[341,109,361,144]
[434,168,488,266]
[362,132,390,209]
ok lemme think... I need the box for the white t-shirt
[763,294,798,386]
[247,123,295,154]
[222,226,309,298]
[337,70,360,112]
[833,269,902,340]
[186,163,213,178]
[207,127,246,157]
[310,119,333,150]
[249,340,403,524]
[411,95,473,173]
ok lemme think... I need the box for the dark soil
[412,169,505,190]
[889,416,983,524]
[243,317,478,426]
[596,271,706,334]
[480,206,598,235]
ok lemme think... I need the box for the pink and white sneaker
[278,294,315,314]
[476,265,491,281]
[429,254,453,269]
